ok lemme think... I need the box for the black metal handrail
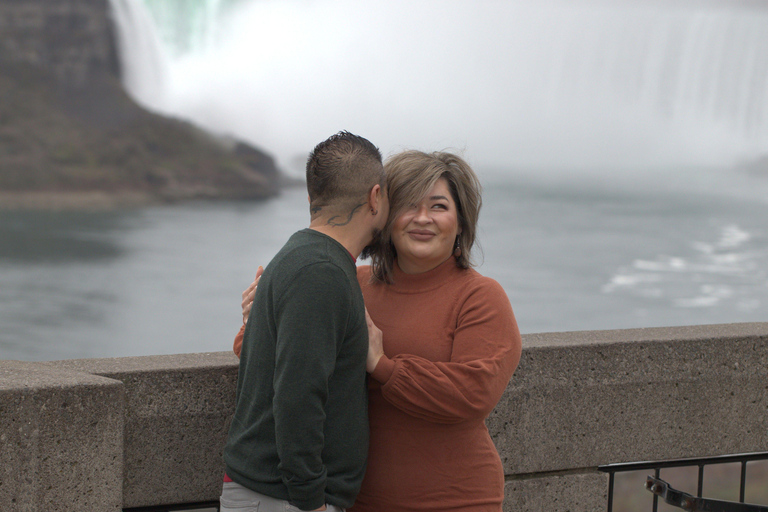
[646,475,768,511]
[598,452,768,512]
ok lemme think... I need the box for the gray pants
[220,481,345,512]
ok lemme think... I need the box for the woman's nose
[413,205,431,222]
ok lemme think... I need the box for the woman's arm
[233,266,263,358]
[369,279,522,424]
[234,325,245,358]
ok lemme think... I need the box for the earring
[454,237,462,258]
[371,208,378,216]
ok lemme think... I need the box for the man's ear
[368,184,382,212]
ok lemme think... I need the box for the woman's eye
[432,203,448,210]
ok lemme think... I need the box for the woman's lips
[407,230,435,241]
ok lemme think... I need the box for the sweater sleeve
[272,263,351,510]
[370,279,522,424]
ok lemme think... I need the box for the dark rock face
[0,0,283,208]
[0,0,120,87]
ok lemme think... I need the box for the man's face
[360,185,389,257]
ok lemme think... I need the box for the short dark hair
[306,131,385,215]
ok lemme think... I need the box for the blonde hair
[368,150,482,283]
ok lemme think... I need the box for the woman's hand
[365,307,384,373]
[241,265,263,325]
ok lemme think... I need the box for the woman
[234,150,522,512]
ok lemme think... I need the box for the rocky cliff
[0,0,283,208]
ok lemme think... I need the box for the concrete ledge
[504,471,608,512]
[489,323,768,475]
[47,352,239,508]
[3,323,766,511]
[0,360,123,512]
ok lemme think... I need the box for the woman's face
[391,178,461,274]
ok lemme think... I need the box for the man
[222,131,388,512]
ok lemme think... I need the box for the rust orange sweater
[234,257,522,512]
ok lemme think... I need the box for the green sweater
[224,229,369,511]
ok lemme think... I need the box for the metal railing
[645,475,768,511]
[598,452,768,512]
[121,452,768,512]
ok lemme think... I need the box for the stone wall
[47,353,239,508]
[493,322,768,510]
[0,0,120,87]
[0,360,124,511]
[1,322,767,511]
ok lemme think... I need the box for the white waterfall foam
[110,0,768,175]
[138,0,229,57]
[108,0,169,111]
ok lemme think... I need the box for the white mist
[111,0,768,179]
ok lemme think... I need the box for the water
[5,0,768,361]
[2,169,767,362]
[0,191,305,361]
[489,169,768,333]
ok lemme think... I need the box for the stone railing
[2,322,767,511]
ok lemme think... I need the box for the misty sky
[117,0,768,175]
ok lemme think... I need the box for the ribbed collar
[390,256,462,293]
[300,228,356,266]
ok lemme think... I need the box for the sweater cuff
[370,355,396,384]
[286,480,326,511]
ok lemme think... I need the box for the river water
[21,0,760,363]
[2,166,766,362]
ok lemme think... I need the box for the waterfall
[546,7,768,141]
[109,0,768,175]
[109,0,168,111]
[138,0,239,57]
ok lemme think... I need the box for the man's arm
[272,263,350,510]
